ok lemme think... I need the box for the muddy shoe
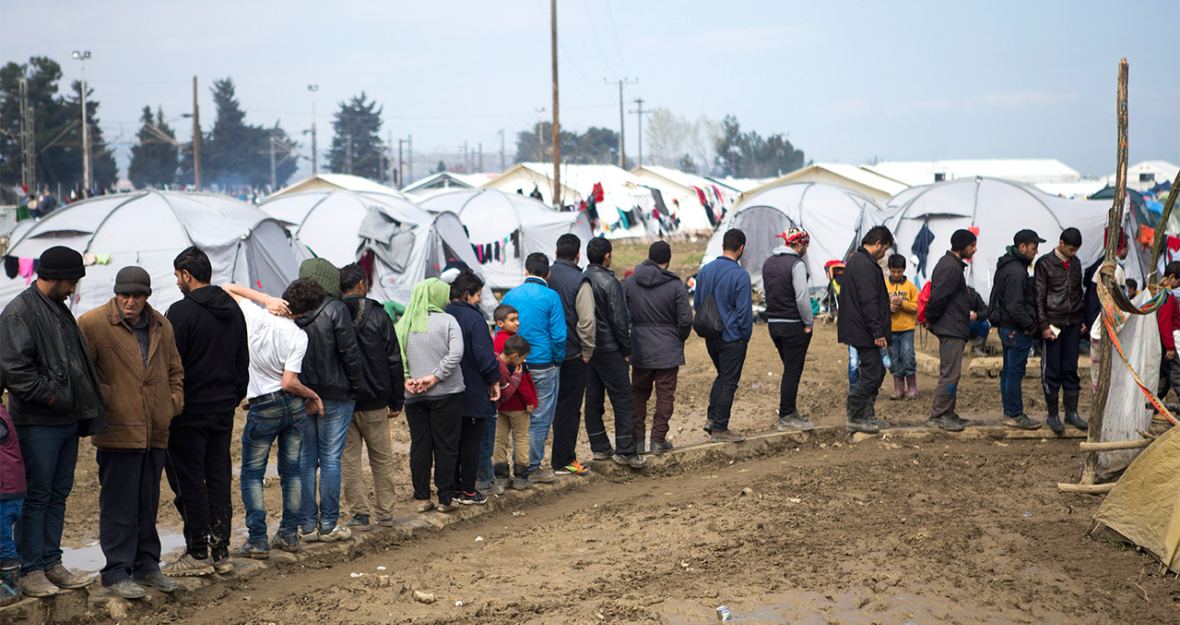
[270,532,299,553]
[104,579,146,600]
[1045,415,1065,433]
[626,454,647,468]
[436,501,460,513]
[377,518,394,528]
[45,564,92,589]
[702,420,714,434]
[777,413,816,431]
[868,415,892,430]
[846,418,879,434]
[591,449,614,462]
[926,416,944,430]
[484,481,506,496]
[1004,414,1041,430]
[231,540,270,560]
[163,552,215,577]
[456,490,488,505]
[650,441,674,455]
[136,571,178,593]
[211,555,235,574]
[1,564,21,606]
[531,468,556,484]
[710,429,746,443]
[511,476,532,491]
[347,514,372,531]
[935,415,966,432]
[17,570,59,598]
[1064,412,1089,430]
[416,500,436,513]
[320,525,353,542]
[299,528,322,543]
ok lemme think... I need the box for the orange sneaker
[559,461,589,476]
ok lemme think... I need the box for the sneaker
[493,476,512,490]
[474,479,494,492]
[299,528,322,543]
[650,441,674,455]
[530,468,556,484]
[846,418,879,434]
[702,419,714,434]
[347,514,373,531]
[416,500,436,513]
[933,415,965,432]
[625,454,647,468]
[231,539,270,560]
[636,441,647,455]
[867,415,891,430]
[270,532,300,553]
[104,579,146,600]
[456,491,488,505]
[136,571,178,593]
[211,555,235,574]
[436,501,460,513]
[710,429,746,443]
[485,481,506,495]
[1004,414,1042,430]
[45,563,92,589]
[558,461,589,476]
[776,413,816,431]
[926,416,944,429]
[320,525,353,542]
[377,518,394,528]
[511,476,532,491]
[17,570,60,598]
[162,552,215,577]
[591,449,614,462]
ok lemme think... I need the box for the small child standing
[1,380,26,606]
[1156,263,1180,401]
[492,305,538,490]
[886,254,920,400]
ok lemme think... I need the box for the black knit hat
[114,266,152,296]
[648,241,672,265]
[36,246,86,280]
[950,229,977,251]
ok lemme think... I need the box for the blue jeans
[241,394,306,543]
[889,330,916,377]
[1,498,23,562]
[300,399,354,533]
[527,364,560,472]
[970,320,991,340]
[848,346,889,389]
[999,328,1034,417]
[477,417,496,485]
[15,423,77,574]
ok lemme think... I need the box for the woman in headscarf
[397,278,465,512]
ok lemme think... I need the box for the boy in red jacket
[1157,263,1180,400]
[1,375,27,606]
[492,306,538,490]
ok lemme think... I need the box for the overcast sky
[3,0,1177,181]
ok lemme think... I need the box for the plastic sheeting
[1098,290,1161,477]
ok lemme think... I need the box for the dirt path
[138,436,1177,625]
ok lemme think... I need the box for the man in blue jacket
[694,229,752,442]
[502,254,567,483]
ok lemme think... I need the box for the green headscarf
[395,278,452,377]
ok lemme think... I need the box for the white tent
[702,182,886,291]
[629,165,732,232]
[881,177,1122,299]
[738,163,909,204]
[259,189,495,311]
[0,190,300,316]
[419,188,592,289]
[268,173,407,199]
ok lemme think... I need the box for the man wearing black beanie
[925,229,977,432]
[0,245,107,597]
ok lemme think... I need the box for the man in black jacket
[293,259,365,542]
[548,234,595,477]
[762,228,815,431]
[338,264,405,529]
[925,229,977,432]
[162,247,248,578]
[0,246,106,597]
[624,241,692,455]
[988,229,1045,430]
[1034,227,1088,433]
[583,238,645,468]
[838,226,893,434]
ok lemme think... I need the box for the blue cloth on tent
[617,208,631,230]
[912,221,936,279]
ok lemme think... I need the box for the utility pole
[308,85,318,175]
[72,50,92,192]
[18,77,35,193]
[388,131,394,184]
[408,134,413,184]
[269,134,277,190]
[550,0,562,206]
[462,140,468,173]
[536,110,545,162]
[345,136,353,174]
[498,129,505,171]
[192,76,201,190]
[630,97,647,167]
[604,78,638,168]
[398,138,407,189]
[478,143,483,173]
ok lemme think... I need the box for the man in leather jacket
[1033,227,1088,433]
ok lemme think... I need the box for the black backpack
[693,292,724,340]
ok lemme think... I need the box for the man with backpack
[693,229,751,442]
[838,226,893,434]
[925,229,977,432]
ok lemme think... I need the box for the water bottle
[881,347,891,369]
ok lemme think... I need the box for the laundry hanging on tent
[95,253,111,265]
[912,221,936,279]
[3,256,17,279]
[18,257,35,285]
[616,208,631,230]
[511,230,522,258]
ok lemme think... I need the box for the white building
[863,159,1081,186]
[1104,160,1179,193]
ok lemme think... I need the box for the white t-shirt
[239,300,308,399]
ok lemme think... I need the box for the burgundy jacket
[0,401,26,500]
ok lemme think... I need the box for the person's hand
[874,337,887,348]
[405,379,421,395]
[1168,350,1176,361]
[804,326,812,334]
[969,311,978,321]
[265,295,291,317]
[513,363,523,374]
[1042,328,1055,340]
[304,395,322,416]
[1081,324,1088,335]
[624,356,630,363]
[389,408,401,418]
[417,375,440,392]
[890,300,900,312]
[47,395,55,406]
[488,383,501,402]
[582,356,590,363]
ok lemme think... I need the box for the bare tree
[688,115,721,176]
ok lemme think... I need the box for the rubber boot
[973,335,988,357]
[1063,390,1088,430]
[890,376,905,401]
[0,560,22,607]
[905,375,918,399]
[1045,392,1064,433]
[845,395,877,434]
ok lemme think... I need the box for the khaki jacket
[78,298,184,450]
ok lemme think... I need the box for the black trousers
[584,350,637,456]
[97,448,165,587]
[1041,322,1082,395]
[405,392,462,505]
[769,323,811,416]
[551,358,588,469]
[705,339,748,431]
[849,344,886,416]
[164,416,233,560]
[454,416,486,493]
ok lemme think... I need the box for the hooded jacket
[988,248,1038,334]
[1034,250,1085,330]
[166,285,249,420]
[837,246,891,348]
[926,251,971,340]
[585,264,631,356]
[624,259,692,369]
[294,298,365,401]
[343,295,405,412]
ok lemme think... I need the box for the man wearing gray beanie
[925,229,977,432]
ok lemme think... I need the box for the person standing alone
[925,229,977,432]
[762,229,816,431]
[1034,227,1088,433]
[838,226,893,434]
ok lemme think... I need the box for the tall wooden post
[193,76,201,191]
[1147,170,1180,289]
[550,0,562,207]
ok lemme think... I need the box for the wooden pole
[1057,482,1116,495]
[1078,438,1152,452]
[1082,58,1129,486]
[193,76,201,191]
[550,0,562,208]
[1147,169,1180,288]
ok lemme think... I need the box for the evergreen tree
[128,105,179,188]
[327,93,384,180]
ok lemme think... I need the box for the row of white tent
[0,187,591,317]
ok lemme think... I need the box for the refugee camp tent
[402,171,498,203]
[259,189,495,311]
[630,165,734,232]
[0,190,300,315]
[268,173,406,199]
[419,188,592,289]
[739,163,909,204]
[882,177,1119,298]
[701,182,886,291]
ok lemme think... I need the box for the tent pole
[1146,169,1180,289]
[1083,58,1129,487]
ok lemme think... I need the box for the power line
[604,0,628,75]
[582,0,616,76]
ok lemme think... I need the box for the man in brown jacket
[78,267,184,599]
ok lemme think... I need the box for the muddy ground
[49,238,1179,623]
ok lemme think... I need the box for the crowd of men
[0,220,1153,606]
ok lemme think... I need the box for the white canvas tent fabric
[0,190,299,316]
[260,189,495,312]
[630,165,731,232]
[419,188,592,289]
[882,177,1119,299]
[702,182,885,291]
[268,173,407,199]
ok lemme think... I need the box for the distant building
[740,163,909,204]
[268,173,404,199]
[1104,160,1179,193]
[402,171,497,202]
[863,159,1081,186]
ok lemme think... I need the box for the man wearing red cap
[763,228,815,431]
